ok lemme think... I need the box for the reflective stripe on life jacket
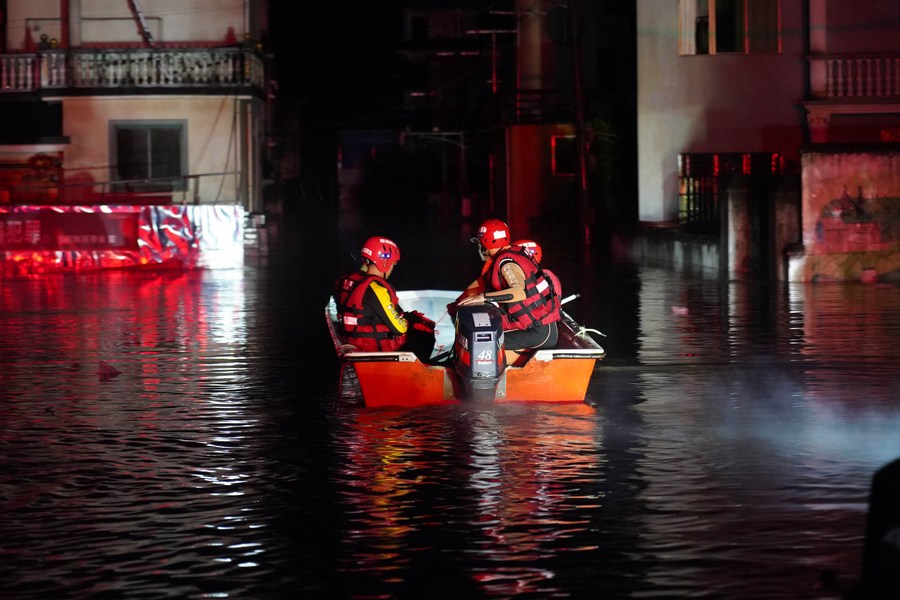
[334,270,406,351]
[487,246,560,330]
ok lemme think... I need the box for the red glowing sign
[0,209,139,250]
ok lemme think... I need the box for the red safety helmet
[473,219,510,251]
[361,236,400,272]
[513,239,543,264]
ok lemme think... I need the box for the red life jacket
[486,247,560,330]
[334,270,405,351]
[544,268,563,300]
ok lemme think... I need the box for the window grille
[678,151,784,232]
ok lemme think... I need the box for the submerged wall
[613,226,720,279]
[789,150,900,282]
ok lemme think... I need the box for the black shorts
[401,326,436,362]
[504,321,558,351]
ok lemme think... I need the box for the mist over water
[2,216,899,599]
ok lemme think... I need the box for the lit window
[110,121,187,192]
[678,0,780,55]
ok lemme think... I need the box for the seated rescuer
[458,219,560,361]
[450,238,561,314]
[333,236,435,361]
[513,239,563,301]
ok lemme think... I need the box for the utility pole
[468,10,516,216]
[466,10,516,93]
[570,0,592,254]
[466,28,515,93]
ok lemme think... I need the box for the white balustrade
[1,55,36,91]
[1,48,264,93]
[815,55,900,99]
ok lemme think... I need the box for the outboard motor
[451,303,507,402]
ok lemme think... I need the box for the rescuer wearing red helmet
[448,219,504,308]
[458,219,560,360]
[513,238,563,301]
[333,236,435,359]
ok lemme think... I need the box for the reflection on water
[337,403,603,597]
[2,258,900,599]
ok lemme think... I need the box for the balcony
[808,53,900,100]
[1,47,266,96]
[805,53,900,144]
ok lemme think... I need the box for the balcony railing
[808,54,900,100]
[1,47,266,94]
[1,169,243,205]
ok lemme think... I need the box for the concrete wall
[617,174,802,282]
[62,96,246,205]
[614,227,720,279]
[505,124,577,238]
[8,0,253,50]
[79,0,248,44]
[818,0,900,53]
[789,149,900,282]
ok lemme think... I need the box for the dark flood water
[2,215,899,599]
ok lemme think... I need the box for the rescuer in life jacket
[512,238,564,303]
[457,219,561,363]
[448,237,563,317]
[333,236,435,362]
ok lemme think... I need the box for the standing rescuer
[458,219,560,362]
[333,236,435,360]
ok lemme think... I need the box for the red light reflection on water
[0,271,227,398]
[338,402,599,595]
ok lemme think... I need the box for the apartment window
[110,121,187,192]
[678,0,779,55]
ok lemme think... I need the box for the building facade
[0,0,270,272]
[637,0,900,282]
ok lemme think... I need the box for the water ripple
[2,270,900,598]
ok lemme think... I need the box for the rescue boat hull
[326,290,605,407]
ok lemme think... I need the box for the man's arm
[365,280,408,334]
[459,259,527,305]
[490,261,527,302]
